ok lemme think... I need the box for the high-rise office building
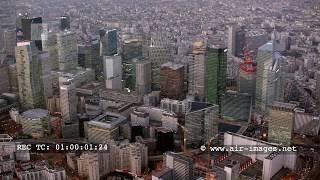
[121,38,143,62]
[136,60,152,96]
[238,48,257,97]
[235,28,246,57]
[268,102,296,145]
[315,71,320,114]
[185,102,219,148]
[42,32,59,70]
[0,65,10,94]
[160,62,185,100]
[228,25,246,57]
[188,40,206,101]
[103,55,122,90]
[15,42,43,109]
[3,29,16,57]
[0,0,16,28]
[149,33,172,90]
[255,41,279,112]
[78,39,100,71]
[39,52,53,101]
[206,46,227,114]
[188,41,227,109]
[56,31,78,71]
[59,80,77,124]
[60,16,70,31]
[100,29,118,56]
[123,58,139,90]
[21,16,43,51]
[228,25,236,56]
[222,91,252,122]
[165,152,193,180]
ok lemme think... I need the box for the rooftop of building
[76,81,104,94]
[132,108,149,118]
[240,160,263,179]
[166,151,194,164]
[152,167,173,178]
[270,101,297,111]
[161,61,184,70]
[218,123,242,134]
[88,111,127,129]
[21,109,50,119]
[189,101,213,112]
[258,41,273,51]
[55,67,93,78]
[216,153,251,169]
[17,41,31,47]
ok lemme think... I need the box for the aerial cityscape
[0,0,320,179]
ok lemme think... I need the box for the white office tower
[59,80,77,124]
[136,60,152,96]
[60,79,79,138]
[103,55,122,90]
[56,31,78,71]
[3,29,16,57]
[15,42,43,109]
[188,40,206,101]
[227,25,236,56]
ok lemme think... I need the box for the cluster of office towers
[2,11,297,147]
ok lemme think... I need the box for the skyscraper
[78,39,100,71]
[42,32,59,70]
[15,42,43,109]
[136,60,152,96]
[60,16,70,31]
[0,65,10,94]
[228,25,236,56]
[56,31,78,71]
[188,41,227,109]
[0,0,16,28]
[185,102,219,148]
[206,46,227,114]
[149,33,172,90]
[103,55,122,90]
[268,102,296,145]
[315,71,320,114]
[3,29,16,57]
[21,16,43,51]
[59,80,77,124]
[100,29,118,56]
[228,25,246,57]
[255,41,279,112]
[121,38,143,62]
[160,62,185,100]
[188,40,206,101]
[235,28,246,57]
